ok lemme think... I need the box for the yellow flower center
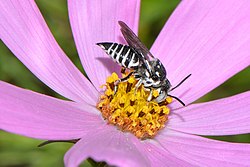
[97,71,172,139]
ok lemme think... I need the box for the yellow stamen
[153,89,159,97]
[97,72,172,139]
[106,72,119,83]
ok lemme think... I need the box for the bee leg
[120,67,126,74]
[114,85,118,94]
[134,79,142,94]
[114,71,134,94]
[147,89,153,102]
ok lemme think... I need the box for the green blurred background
[0,0,249,166]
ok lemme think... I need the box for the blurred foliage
[0,0,249,166]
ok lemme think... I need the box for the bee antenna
[168,94,186,106]
[170,74,191,92]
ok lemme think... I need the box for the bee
[97,21,191,106]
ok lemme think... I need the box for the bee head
[151,74,158,81]
[157,79,171,94]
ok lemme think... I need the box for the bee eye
[152,75,158,81]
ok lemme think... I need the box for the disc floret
[97,72,172,139]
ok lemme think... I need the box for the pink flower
[1,0,250,166]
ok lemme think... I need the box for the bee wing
[118,21,155,60]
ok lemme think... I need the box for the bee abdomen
[97,42,139,69]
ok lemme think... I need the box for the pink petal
[64,125,150,167]
[151,0,250,108]
[0,0,98,104]
[135,140,193,166]
[68,0,140,89]
[168,91,250,136]
[157,129,250,166]
[0,81,103,140]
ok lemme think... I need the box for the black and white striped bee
[97,21,190,106]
